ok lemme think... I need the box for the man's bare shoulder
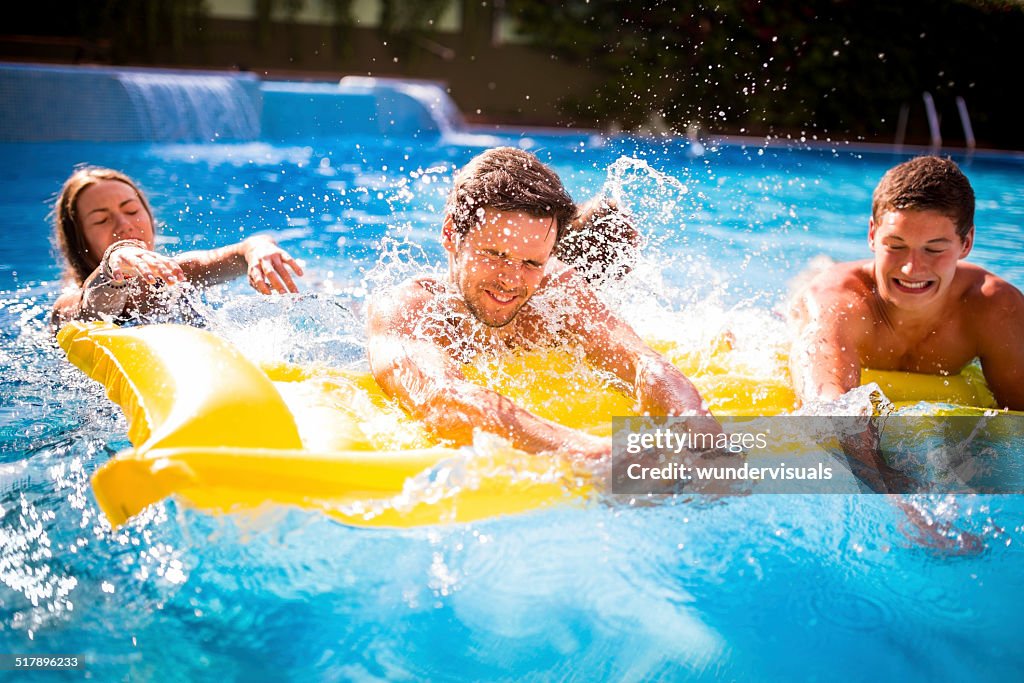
[805,260,873,296]
[514,259,575,299]
[367,276,447,331]
[957,262,1021,298]
[524,262,602,321]
[790,260,875,320]
[959,263,1024,322]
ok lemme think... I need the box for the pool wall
[0,62,462,143]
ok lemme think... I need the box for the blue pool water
[2,124,1024,679]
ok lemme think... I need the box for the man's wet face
[446,208,557,327]
[869,208,972,310]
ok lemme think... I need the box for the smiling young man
[789,156,1024,410]
[366,147,716,459]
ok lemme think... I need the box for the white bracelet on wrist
[101,239,149,279]
[94,274,129,290]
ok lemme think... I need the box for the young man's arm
[553,271,719,429]
[787,277,869,405]
[786,277,918,495]
[366,282,611,459]
[976,279,1024,410]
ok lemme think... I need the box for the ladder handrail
[956,96,976,150]
[895,93,976,151]
[922,91,942,149]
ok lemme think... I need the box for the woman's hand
[105,241,185,285]
[243,236,304,294]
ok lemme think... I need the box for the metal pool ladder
[894,92,976,151]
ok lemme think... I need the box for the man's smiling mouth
[893,278,935,293]
[485,289,517,304]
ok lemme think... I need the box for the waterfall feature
[261,77,467,141]
[1,64,473,143]
[117,72,261,142]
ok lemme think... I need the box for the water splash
[211,292,366,367]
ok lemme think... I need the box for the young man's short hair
[445,147,577,242]
[871,156,975,238]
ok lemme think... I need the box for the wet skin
[445,209,556,329]
[76,179,156,257]
[869,209,971,313]
[789,209,1024,409]
[52,180,303,327]
[367,207,717,460]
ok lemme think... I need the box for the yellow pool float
[58,321,1009,528]
[59,321,587,529]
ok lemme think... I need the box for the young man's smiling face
[869,208,973,310]
[444,207,558,328]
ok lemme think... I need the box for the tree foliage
[507,0,1024,147]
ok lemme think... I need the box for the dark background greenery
[3,0,1022,149]
[507,0,1024,148]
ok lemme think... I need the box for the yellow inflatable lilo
[58,321,1008,529]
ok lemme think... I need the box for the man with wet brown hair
[789,155,1024,409]
[367,147,716,459]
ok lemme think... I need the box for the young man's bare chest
[860,312,979,375]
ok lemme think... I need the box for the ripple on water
[807,585,894,632]
[904,582,979,624]
[448,507,723,677]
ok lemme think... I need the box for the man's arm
[787,279,868,405]
[787,277,916,491]
[366,283,610,458]
[976,279,1024,410]
[552,272,718,426]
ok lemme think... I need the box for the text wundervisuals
[624,461,834,482]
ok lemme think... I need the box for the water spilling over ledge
[0,63,475,144]
[0,63,262,142]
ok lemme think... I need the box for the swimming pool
[2,75,1024,680]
